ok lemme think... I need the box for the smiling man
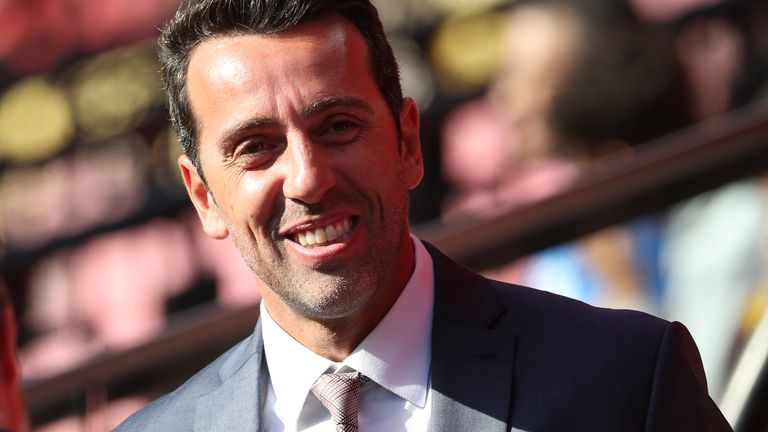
[116,0,732,431]
[182,15,422,362]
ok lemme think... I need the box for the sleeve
[644,321,734,431]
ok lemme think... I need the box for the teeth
[326,225,338,241]
[294,218,352,248]
[314,227,326,243]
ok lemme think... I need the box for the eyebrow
[217,96,375,151]
[302,96,375,118]
[218,117,280,152]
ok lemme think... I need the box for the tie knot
[310,371,369,432]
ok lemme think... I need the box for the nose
[282,137,336,204]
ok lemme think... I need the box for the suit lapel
[426,244,516,432]
[194,320,268,432]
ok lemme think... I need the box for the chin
[291,284,376,320]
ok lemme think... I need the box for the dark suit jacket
[115,243,733,431]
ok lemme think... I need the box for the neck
[262,233,416,362]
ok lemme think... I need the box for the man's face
[181,16,423,321]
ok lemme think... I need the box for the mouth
[291,217,355,249]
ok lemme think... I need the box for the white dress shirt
[261,235,434,431]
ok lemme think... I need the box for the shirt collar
[344,235,433,407]
[261,304,333,426]
[261,235,434,420]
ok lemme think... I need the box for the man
[116,0,732,430]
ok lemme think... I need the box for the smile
[294,218,353,248]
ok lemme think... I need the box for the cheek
[218,174,277,229]
[244,174,278,213]
[347,150,400,187]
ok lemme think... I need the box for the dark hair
[505,0,689,150]
[551,6,689,148]
[674,0,768,110]
[158,0,402,172]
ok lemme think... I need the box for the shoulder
[493,277,668,340]
[488,279,725,427]
[487,276,677,374]
[114,331,261,431]
[427,243,731,428]
[428,242,665,379]
[427,240,669,347]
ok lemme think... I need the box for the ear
[178,155,229,239]
[399,96,424,190]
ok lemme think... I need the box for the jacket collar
[194,319,268,432]
[425,243,516,432]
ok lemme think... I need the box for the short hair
[550,2,689,148]
[506,0,689,150]
[158,0,402,172]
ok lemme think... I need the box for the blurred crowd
[1,0,768,429]
[438,0,768,399]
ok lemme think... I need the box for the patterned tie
[310,371,369,432]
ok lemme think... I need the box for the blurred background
[1,0,768,430]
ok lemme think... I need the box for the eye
[238,139,267,155]
[328,119,356,133]
[235,138,267,158]
[316,116,361,145]
[233,137,279,168]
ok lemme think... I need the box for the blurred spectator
[440,1,583,221]
[669,0,768,118]
[492,0,684,156]
[661,178,768,396]
[440,98,577,220]
[641,0,768,397]
[442,0,688,211]
[0,279,29,432]
[456,0,768,398]
[629,0,720,21]
[441,0,680,310]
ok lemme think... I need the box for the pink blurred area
[629,0,722,21]
[19,209,260,380]
[440,97,579,222]
[0,0,179,73]
[2,146,146,251]
[0,0,267,424]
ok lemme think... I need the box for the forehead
[190,15,356,77]
[185,15,379,137]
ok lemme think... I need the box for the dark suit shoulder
[491,278,667,339]
[489,278,669,381]
[485,279,730,430]
[427,240,665,337]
